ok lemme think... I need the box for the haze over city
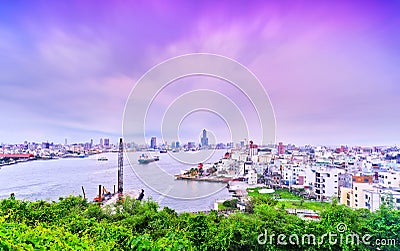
[1,1,399,146]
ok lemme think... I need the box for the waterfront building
[201,129,208,147]
[104,138,110,148]
[150,137,156,149]
[187,142,196,149]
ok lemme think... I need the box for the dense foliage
[0,195,398,250]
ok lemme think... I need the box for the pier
[175,174,232,183]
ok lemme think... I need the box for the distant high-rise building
[249,140,258,157]
[90,139,93,148]
[175,141,180,148]
[171,141,176,148]
[100,138,103,147]
[201,129,208,147]
[65,138,68,146]
[278,142,285,155]
[188,142,196,149]
[104,138,110,148]
[150,137,157,149]
[42,142,50,149]
[240,141,245,149]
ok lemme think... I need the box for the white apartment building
[314,167,344,201]
[378,169,400,188]
[364,188,400,211]
[353,182,374,209]
[246,169,258,185]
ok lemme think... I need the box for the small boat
[138,154,159,164]
[98,157,108,161]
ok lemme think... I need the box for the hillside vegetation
[0,195,398,250]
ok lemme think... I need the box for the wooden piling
[81,186,86,199]
[98,185,102,203]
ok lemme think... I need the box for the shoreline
[174,174,232,183]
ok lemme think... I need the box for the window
[355,194,358,197]
[364,178,369,183]
[355,187,358,190]
[365,195,368,199]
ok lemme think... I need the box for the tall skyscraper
[201,129,208,147]
[150,137,157,149]
[104,138,110,148]
[100,138,103,147]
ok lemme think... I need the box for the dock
[175,174,232,183]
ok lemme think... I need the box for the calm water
[0,150,232,212]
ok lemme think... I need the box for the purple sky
[1,0,399,146]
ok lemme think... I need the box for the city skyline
[1,1,399,146]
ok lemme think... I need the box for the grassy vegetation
[277,200,328,211]
[0,195,399,250]
[247,187,326,211]
[248,187,302,199]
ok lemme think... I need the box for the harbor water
[0,150,232,212]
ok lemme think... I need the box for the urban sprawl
[1,130,399,213]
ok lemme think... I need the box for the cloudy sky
[1,0,399,146]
